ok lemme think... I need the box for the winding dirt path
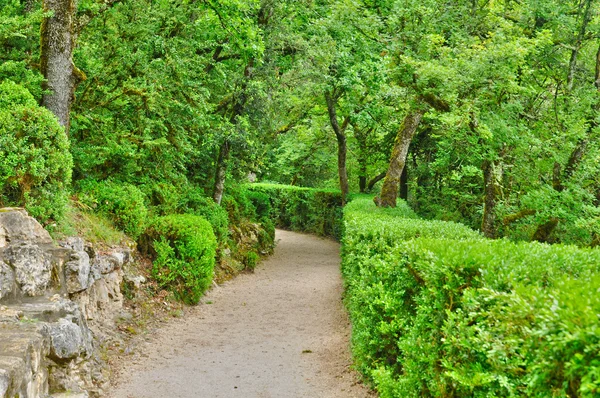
[110,229,375,398]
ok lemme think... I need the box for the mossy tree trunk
[210,3,273,205]
[212,58,254,205]
[41,0,82,133]
[325,90,350,205]
[481,160,502,238]
[213,141,230,205]
[354,125,373,193]
[376,109,424,207]
[399,165,408,200]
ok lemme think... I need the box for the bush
[178,189,229,243]
[0,80,72,223]
[77,179,148,239]
[222,186,258,224]
[246,183,344,239]
[342,196,600,397]
[144,214,217,304]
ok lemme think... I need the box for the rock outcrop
[0,209,138,398]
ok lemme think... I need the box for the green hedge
[246,183,344,239]
[342,197,600,397]
[143,214,217,304]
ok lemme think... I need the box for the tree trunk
[325,91,349,204]
[355,127,368,193]
[567,0,593,91]
[481,160,501,238]
[211,57,254,203]
[367,172,386,192]
[399,165,408,200]
[212,141,230,205]
[377,109,424,207]
[336,133,349,203]
[41,0,82,133]
[359,176,367,193]
[532,218,559,243]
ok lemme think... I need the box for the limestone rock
[64,252,91,294]
[0,209,52,245]
[123,274,145,290]
[3,243,52,296]
[50,392,89,398]
[91,255,119,277]
[0,369,8,396]
[0,260,15,300]
[74,271,123,323]
[0,225,6,249]
[59,237,85,253]
[0,322,50,398]
[43,318,91,361]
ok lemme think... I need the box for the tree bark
[376,109,424,207]
[212,141,230,205]
[324,90,349,204]
[355,126,370,193]
[532,218,559,243]
[41,0,82,133]
[211,57,254,203]
[399,165,408,200]
[481,160,501,238]
[367,172,386,192]
[567,0,593,91]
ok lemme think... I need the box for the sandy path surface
[110,229,374,398]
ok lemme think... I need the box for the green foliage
[142,182,230,244]
[178,189,229,243]
[342,196,600,397]
[247,183,344,239]
[77,179,148,239]
[0,81,72,223]
[145,214,217,305]
[222,186,258,225]
[243,250,259,270]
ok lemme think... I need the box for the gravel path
[110,229,374,398]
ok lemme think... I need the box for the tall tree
[324,89,350,203]
[41,0,83,132]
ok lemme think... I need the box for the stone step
[0,322,49,398]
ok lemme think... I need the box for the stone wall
[0,209,139,398]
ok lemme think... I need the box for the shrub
[243,251,260,270]
[144,214,217,304]
[0,80,72,223]
[222,186,257,224]
[142,182,182,216]
[342,196,600,397]
[77,179,148,239]
[178,189,229,243]
[246,183,344,239]
[244,189,272,221]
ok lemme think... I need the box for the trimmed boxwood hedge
[343,197,600,398]
[237,184,600,397]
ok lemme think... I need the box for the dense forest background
[1,0,600,246]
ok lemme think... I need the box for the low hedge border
[234,184,600,396]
